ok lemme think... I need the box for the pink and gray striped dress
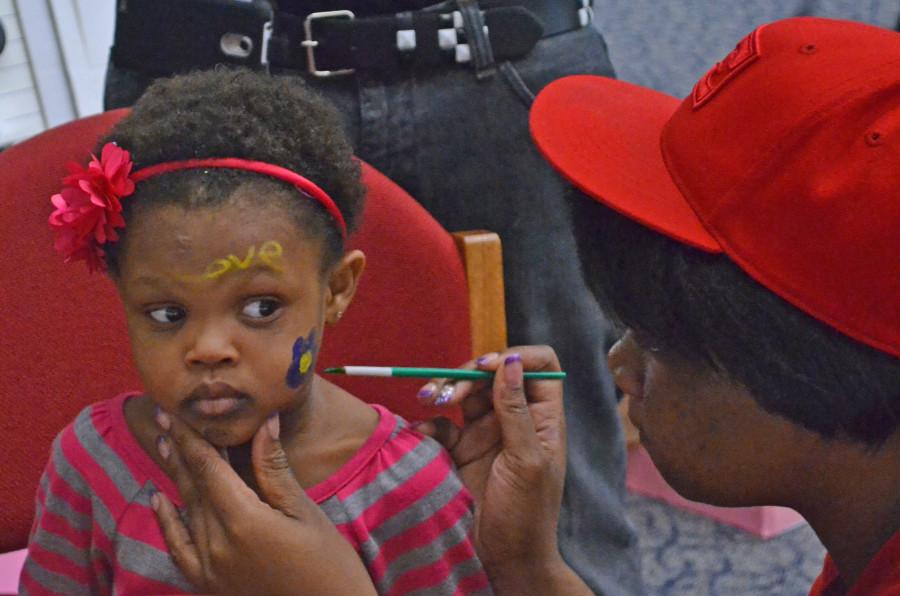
[20,393,492,595]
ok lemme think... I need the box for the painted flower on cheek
[286,330,317,389]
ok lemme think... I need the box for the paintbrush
[323,366,566,380]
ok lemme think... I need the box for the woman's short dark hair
[100,68,365,276]
[570,188,900,447]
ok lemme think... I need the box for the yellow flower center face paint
[193,240,285,280]
[299,351,313,375]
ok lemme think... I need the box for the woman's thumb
[251,413,312,519]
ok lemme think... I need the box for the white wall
[0,0,45,146]
[4,0,114,146]
[43,0,115,116]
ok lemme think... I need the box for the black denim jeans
[106,19,642,596]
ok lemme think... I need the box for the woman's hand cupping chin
[151,411,376,596]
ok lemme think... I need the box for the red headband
[48,143,347,272]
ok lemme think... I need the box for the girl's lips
[185,382,250,418]
[190,397,244,417]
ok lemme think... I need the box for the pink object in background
[0,549,25,595]
[626,445,805,538]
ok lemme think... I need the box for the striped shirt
[20,393,492,595]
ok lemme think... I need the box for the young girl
[21,69,490,595]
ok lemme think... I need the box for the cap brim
[530,75,720,253]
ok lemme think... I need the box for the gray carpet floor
[625,493,826,595]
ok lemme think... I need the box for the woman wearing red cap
[150,16,899,595]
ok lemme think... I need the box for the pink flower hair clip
[48,143,134,272]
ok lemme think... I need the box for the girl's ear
[325,249,366,324]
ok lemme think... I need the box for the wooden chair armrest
[454,231,641,447]
[452,231,508,358]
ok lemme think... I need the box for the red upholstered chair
[0,110,507,565]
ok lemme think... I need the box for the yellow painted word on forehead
[197,240,284,280]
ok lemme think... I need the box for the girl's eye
[148,306,185,324]
[242,298,281,320]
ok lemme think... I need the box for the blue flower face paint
[286,329,317,389]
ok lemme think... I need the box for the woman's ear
[325,249,366,324]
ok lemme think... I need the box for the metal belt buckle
[302,10,355,77]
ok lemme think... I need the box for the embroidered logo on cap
[692,26,763,109]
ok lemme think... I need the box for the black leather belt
[267,1,593,76]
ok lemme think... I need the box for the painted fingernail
[157,435,171,460]
[476,353,499,366]
[436,384,455,405]
[266,413,280,440]
[417,384,436,401]
[150,492,160,511]
[155,407,171,431]
[504,353,523,386]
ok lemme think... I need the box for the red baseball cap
[531,17,900,358]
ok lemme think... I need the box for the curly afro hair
[570,188,900,447]
[100,68,365,276]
